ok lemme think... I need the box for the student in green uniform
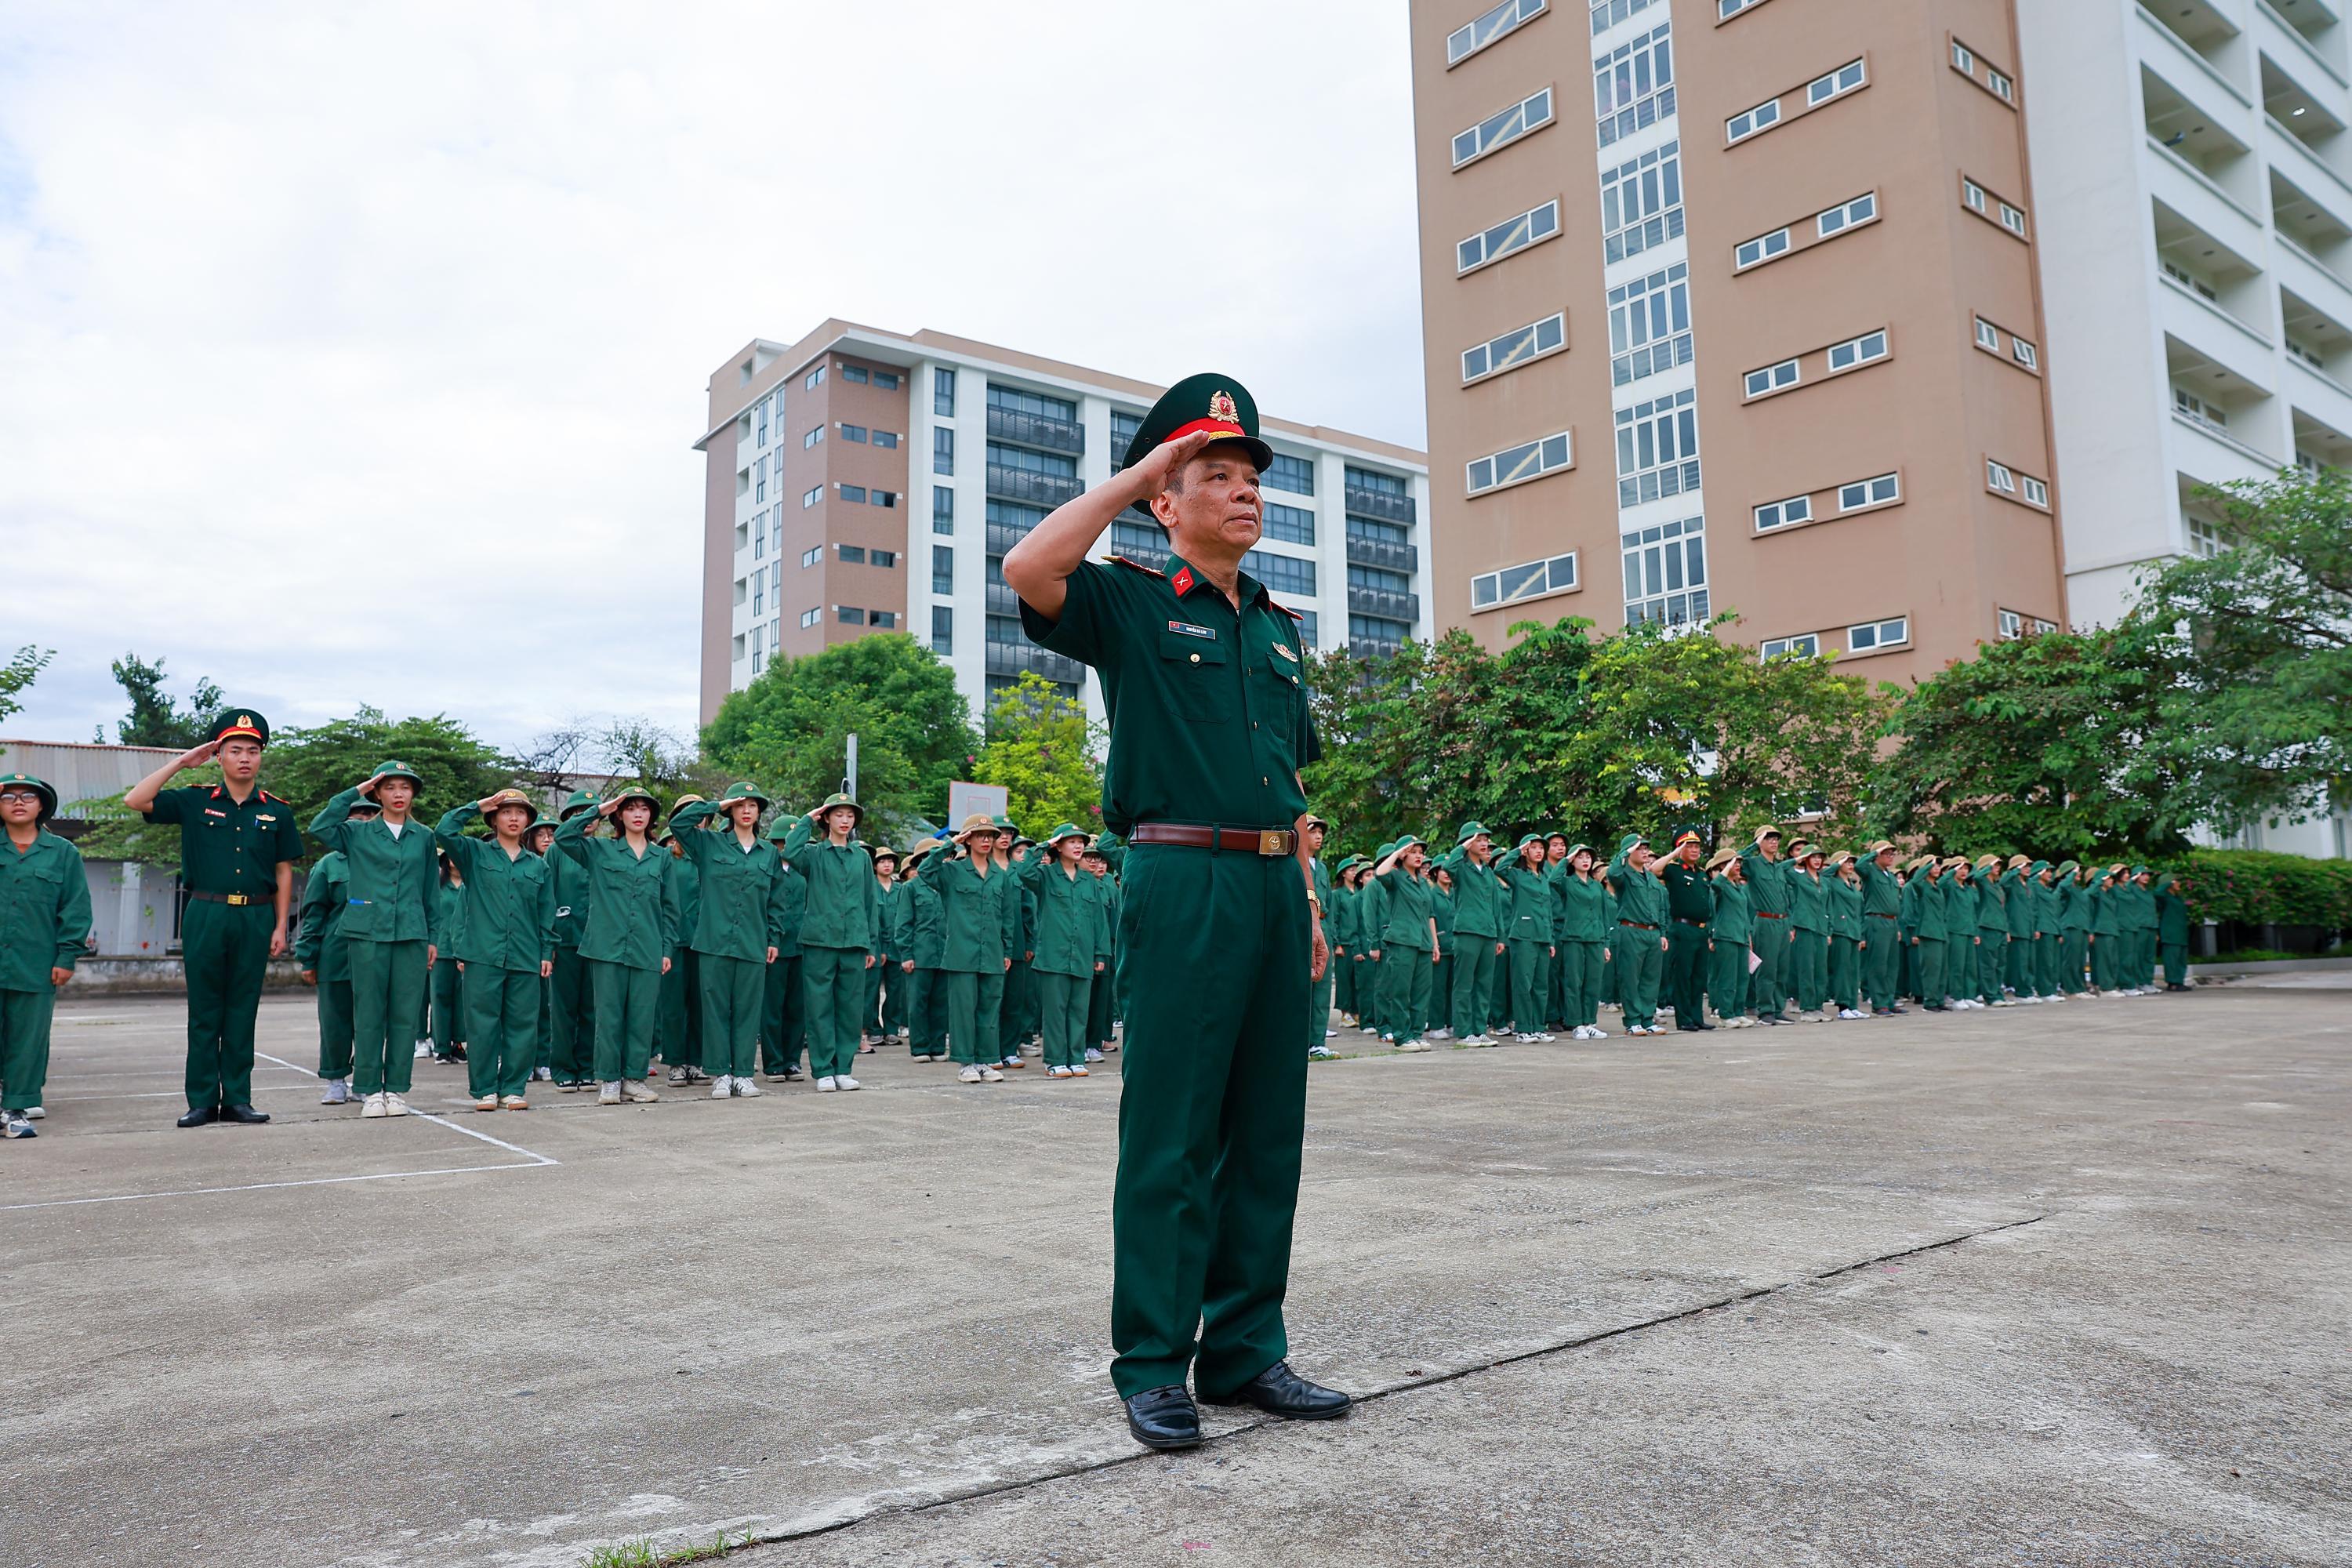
[1347,858,1377,1034]
[2155,871,2191,989]
[1083,839,1121,1059]
[1858,842,1904,1015]
[0,773,92,1138]
[1323,855,1359,1047]
[1998,855,2038,1003]
[1904,855,1950,1011]
[1299,817,1340,1058]
[1703,848,1751,1029]
[1427,864,1455,1038]
[525,817,559,1082]
[1737,826,1792,1024]
[1368,837,1437,1051]
[555,788,679,1105]
[434,789,557,1111]
[430,852,467,1063]
[125,713,303,1127]
[666,783,789,1097]
[1552,843,1609,1039]
[313,762,441,1119]
[990,823,1034,1069]
[657,798,708,1085]
[933,814,1013,1083]
[1782,840,1831,1022]
[1657,829,1715,1033]
[761,818,809,1078]
[1017,823,1107,1077]
[1491,833,1555,1042]
[546,789,600,1089]
[296,796,376,1103]
[869,847,908,1046]
[1968,855,2009,1006]
[1937,858,1980,1009]
[2129,866,2161,995]
[1436,823,1504,1046]
[1608,833,1668,1036]
[897,842,946,1059]
[1826,851,1864,1019]
[2053,861,2088,996]
[779,793,878,1092]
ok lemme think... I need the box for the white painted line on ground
[254,1052,561,1167]
[0,1161,554,1213]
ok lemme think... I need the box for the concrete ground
[3,985,2344,1568]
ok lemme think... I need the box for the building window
[804,425,824,449]
[836,606,865,625]
[801,546,821,568]
[1622,514,1707,626]
[1719,0,1765,16]
[1761,633,1821,660]
[1467,430,1574,495]
[1753,495,1813,532]
[837,544,866,564]
[1848,616,1907,652]
[1974,318,2001,351]
[1296,609,1319,647]
[1997,609,2023,640]
[1594,23,1675,148]
[804,365,826,390]
[1951,41,1974,74]
[1471,552,1578,612]
[931,545,955,593]
[1458,198,1562,274]
[1110,518,1163,558]
[871,610,898,629]
[802,486,821,510]
[842,365,869,385]
[1265,501,1316,546]
[841,423,868,444]
[1463,311,1568,383]
[1806,59,1865,107]
[2187,516,2227,557]
[878,370,902,390]
[1265,452,1316,495]
[1826,328,1889,372]
[989,441,1078,480]
[754,456,767,503]
[1609,263,1691,387]
[934,426,955,475]
[1109,410,1144,468]
[932,485,955,535]
[752,568,764,616]
[1589,0,1661,32]
[1613,387,1699,507]
[873,430,900,450]
[1348,562,1413,594]
[931,605,953,653]
[1735,227,1790,269]
[840,484,867,504]
[770,514,782,557]
[1998,201,2027,238]
[2174,386,2228,428]
[870,550,898,568]
[1448,0,1547,66]
[1962,177,1986,213]
[755,401,768,446]
[751,625,763,674]
[1599,141,1682,263]
[800,606,820,629]
[1744,358,1799,398]
[987,384,1080,422]
[1244,550,1317,596]
[752,512,765,560]
[1986,459,2016,493]
[1989,68,2013,101]
[875,490,898,509]
[1838,473,1900,510]
[1349,515,1410,550]
[1454,85,1555,167]
[1726,96,1780,143]
[933,367,956,416]
[1817,191,1876,237]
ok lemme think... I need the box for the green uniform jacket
[1860,861,1901,919]
[779,819,877,950]
[1018,855,1109,979]
[667,802,789,961]
[141,782,303,896]
[552,844,592,949]
[2089,881,2118,935]
[434,881,469,965]
[1975,875,2008,935]
[433,807,557,971]
[1785,866,1828,934]
[553,813,680,971]
[1609,856,1666,927]
[1555,873,1609,942]
[1907,871,1947,941]
[1,828,92,988]
[1360,873,1388,945]
[1737,846,1793,917]
[2129,881,2159,934]
[2157,886,2190,942]
[1827,875,1861,939]
[2057,879,2090,932]
[771,862,807,957]
[312,789,441,944]
[1331,884,1358,951]
[1095,874,1120,962]
[1495,862,1556,942]
[1439,848,1504,939]
[294,853,351,982]
[1660,861,1713,924]
[1709,873,1751,942]
[931,853,1011,974]
[877,879,912,958]
[1431,884,1455,957]
[1373,866,1435,951]
[1311,857,1336,949]
[906,876,945,966]
[2002,869,2037,938]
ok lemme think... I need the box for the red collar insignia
[1171,565,1195,597]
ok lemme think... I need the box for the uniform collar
[1163,552,1267,609]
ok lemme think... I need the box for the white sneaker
[413,1040,433,1058]
[360,1092,388,1119]
[1048,1065,1073,1078]
[1397,1040,1432,1053]
[622,1080,659,1103]
[1325,1028,1339,1038]
[474,1093,499,1111]
[980,1065,1005,1082]
[816,1076,838,1092]
[959,1065,983,1083]
[22,1105,42,1119]
[1992,998,2018,1007]
[711,1075,734,1098]
[321,1080,349,1105]
[384,1093,411,1116]
[1084,1047,1105,1062]
[533,1066,554,1081]
[836,1075,862,1091]
[734,1076,761,1096]
[1838,1008,1866,1020]
[597,1081,622,1105]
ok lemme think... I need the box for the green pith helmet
[2132,864,2150,877]
[209,710,270,747]
[1046,822,1088,848]
[1335,855,1360,873]
[717,781,769,812]
[1456,819,1492,844]
[608,786,659,815]
[1515,833,1547,858]
[1617,832,1647,856]
[1392,835,1423,855]
[371,760,424,788]
[2030,859,2050,875]
[1121,372,1272,472]
[0,772,58,820]
[557,788,598,820]
[2056,859,2080,877]
[767,815,797,843]
[2155,871,2176,893]
[1375,841,1396,861]
[814,792,864,827]
[1566,842,1592,862]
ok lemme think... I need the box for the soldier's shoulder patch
[261,789,285,804]
[1272,602,1305,622]
[1105,554,1166,578]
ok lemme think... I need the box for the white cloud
[0,0,1425,751]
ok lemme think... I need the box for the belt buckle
[226,894,251,906]
[1258,830,1287,857]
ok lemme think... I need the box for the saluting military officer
[1004,373,1347,1451]
[1858,841,1906,1016]
[1,772,93,1138]
[126,713,305,1127]
[1656,829,1715,1033]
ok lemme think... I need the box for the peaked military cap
[1671,827,1703,849]
[209,710,270,747]
[1122,372,1273,472]
[0,771,58,818]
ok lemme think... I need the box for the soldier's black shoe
[218,1103,270,1125]
[176,1105,217,1128]
[1124,1385,1202,1450]
[1203,1360,1352,1421]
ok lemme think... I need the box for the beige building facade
[1410,0,2069,679]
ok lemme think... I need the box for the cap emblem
[1207,389,1240,425]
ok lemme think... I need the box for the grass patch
[586,1533,750,1568]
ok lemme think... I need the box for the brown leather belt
[1865,912,1897,920]
[1755,911,1786,919]
[1618,920,1658,931]
[189,891,262,906]
[1131,822,1297,856]
[1673,916,1708,927]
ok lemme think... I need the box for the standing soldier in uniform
[1367,837,1438,1051]
[1005,375,1346,1450]
[1704,848,1751,1028]
[2000,855,2039,1003]
[898,842,947,1061]
[933,814,1013,1083]
[313,762,441,1117]
[546,789,599,1090]
[1657,829,1715,1033]
[1439,822,1505,1047]
[1737,827,1792,1025]
[296,794,376,1103]
[525,816,559,1083]
[2053,861,2089,996]
[1018,823,1108,1078]
[1083,836,1122,1060]
[1,772,92,1138]
[657,797,707,1085]
[434,789,557,1112]
[668,784,789,1098]
[1301,816,1340,1056]
[781,794,878,1093]
[1609,833,1669,1036]
[556,788,679,1104]
[761,816,809,1079]
[1826,851,1865,1020]
[1859,842,1905,1016]
[125,713,303,1127]
[1492,833,1555,1043]
[2155,871,2190,990]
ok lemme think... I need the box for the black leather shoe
[1203,1360,1352,1421]
[218,1103,271,1125]
[1693,1020,1717,1031]
[176,1105,217,1128]
[1123,1385,1202,1450]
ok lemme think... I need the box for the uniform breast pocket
[1156,631,1232,723]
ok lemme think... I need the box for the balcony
[1344,484,1417,525]
[984,639,1086,685]
[2263,53,2352,187]
[2143,65,2263,219]
[1347,586,1421,623]
[2138,0,2256,107]
[985,403,1087,456]
[985,519,1034,555]
[2166,331,2282,477]
[2293,401,2352,470]
[1348,635,1404,661]
[984,580,1023,617]
[1344,534,1420,573]
[985,463,1083,508]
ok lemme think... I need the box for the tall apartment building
[1409,0,2068,679]
[693,323,1432,726]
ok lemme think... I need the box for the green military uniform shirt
[293,853,352,982]
[931,853,1011,973]
[1608,855,1666,928]
[312,788,440,944]
[1372,866,1434,950]
[1018,855,1109,979]
[1784,866,1827,934]
[1554,872,1608,942]
[1737,845,1793,919]
[669,801,790,961]
[1021,553,1319,832]
[779,818,878,950]
[1659,861,1713,924]
[553,812,680,970]
[1494,862,1556,942]
[1708,872,1751,942]
[143,783,303,897]
[1828,874,1862,939]
[433,806,558,971]
[1439,848,1504,940]
[1,829,92,989]
[1860,861,1901,919]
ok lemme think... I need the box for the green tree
[969,673,1105,835]
[0,645,53,724]
[701,633,978,835]
[110,653,224,748]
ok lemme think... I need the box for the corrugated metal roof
[0,738,180,814]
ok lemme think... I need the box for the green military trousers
[315,977,354,1081]
[762,953,804,1073]
[180,898,272,1112]
[588,959,659,1083]
[1666,922,1708,1029]
[1706,935,1748,1022]
[1504,938,1548,1036]
[2089,933,2115,990]
[2135,931,2158,991]
[1617,924,1663,1029]
[463,964,540,1100]
[866,959,887,1040]
[1828,935,1859,1011]
[1977,935,2005,1001]
[1448,938,1496,1040]
[2161,941,2188,987]
[1087,964,1116,1048]
[2062,931,2088,994]
[1375,947,1430,1042]
[697,953,764,1079]
[1863,922,1900,1011]
[1915,936,1947,1007]
[0,985,58,1112]
[549,946,596,1084]
[1559,939,1604,1029]
[1109,844,1311,1403]
[1305,951,1334,1054]
[1037,970,1091,1068]
[942,969,1004,1066]
[1332,946,1354,1020]
[1788,931,1828,1012]
[347,939,428,1098]
[2004,934,2031,996]
[661,949,702,1069]
[908,966,947,1058]
[536,973,554,1073]
[1748,918,1788,1018]
[2031,932,2056,998]
[800,945,868,1079]
[431,956,464,1053]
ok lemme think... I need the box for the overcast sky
[0,0,1425,758]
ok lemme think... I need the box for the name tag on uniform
[203,808,227,818]
[1167,620,1218,641]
